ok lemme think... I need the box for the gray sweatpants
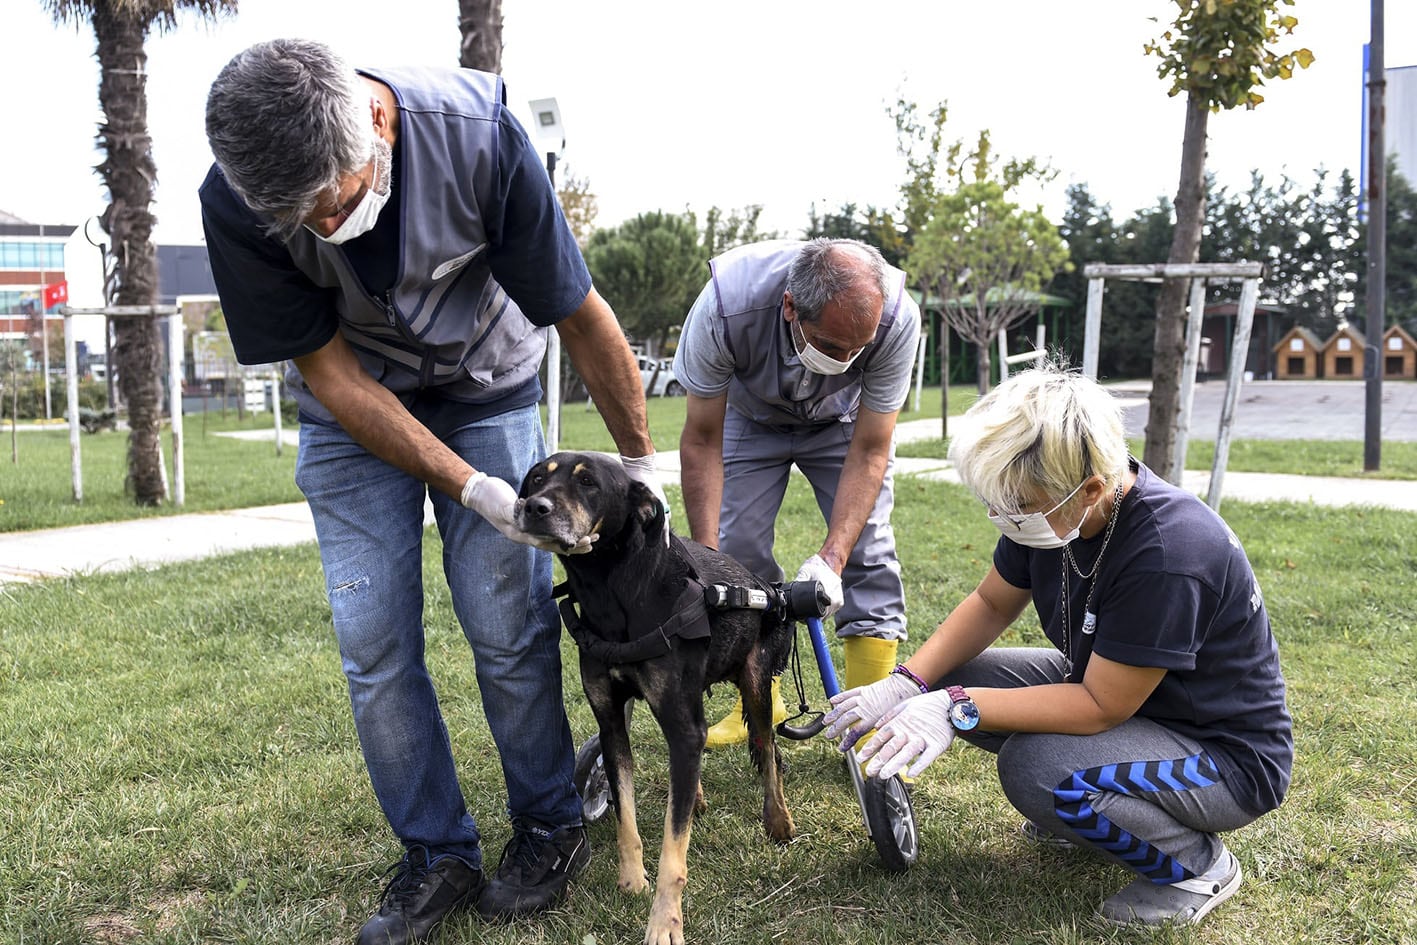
[944,648,1258,882]
[717,410,906,640]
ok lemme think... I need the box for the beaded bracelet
[890,663,930,694]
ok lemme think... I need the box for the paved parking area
[1112,379,1417,442]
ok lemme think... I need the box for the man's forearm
[295,336,474,501]
[819,445,888,570]
[678,438,723,546]
[558,289,654,457]
[312,374,473,499]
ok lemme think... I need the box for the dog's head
[515,451,666,555]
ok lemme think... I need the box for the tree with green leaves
[1142,0,1313,481]
[1353,159,1417,336]
[804,202,907,268]
[582,210,705,356]
[555,165,599,248]
[41,0,237,505]
[905,132,1070,394]
[698,204,778,263]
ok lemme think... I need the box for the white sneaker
[1018,819,1076,849]
[1098,848,1242,926]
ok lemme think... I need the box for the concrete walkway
[3,413,1414,586]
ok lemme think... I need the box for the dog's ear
[628,480,666,537]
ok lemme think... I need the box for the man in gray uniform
[673,238,921,746]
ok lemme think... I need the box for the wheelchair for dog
[572,578,919,872]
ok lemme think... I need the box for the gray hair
[948,357,1129,516]
[206,39,373,239]
[786,238,889,324]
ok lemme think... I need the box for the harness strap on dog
[555,579,713,665]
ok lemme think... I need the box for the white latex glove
[857,691,957,780]
[620,453,671,546]
[794,554,844,617]
[459,472,596,554]
[821,672,921,751]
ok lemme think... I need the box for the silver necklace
[1059,482,1125,680]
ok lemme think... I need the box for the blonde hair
[948,358,1128,515]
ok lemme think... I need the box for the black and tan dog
[515,451,795,945]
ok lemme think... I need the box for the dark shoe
[357,845,484,945]
[477,819,590,920]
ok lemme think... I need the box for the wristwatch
[945,685,980,731]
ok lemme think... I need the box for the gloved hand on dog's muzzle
[794,555,844,617]
[822,671,921,751]
[620,453,671,547]
[460,472,596,554]
[857,691,957,780]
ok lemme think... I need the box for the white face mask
[313,137,391,245]
[988,479,1091,549]
[792,318,862,376]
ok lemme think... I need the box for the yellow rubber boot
[842,636,909,780]
[704,678,789,749]
[843,636,899,691]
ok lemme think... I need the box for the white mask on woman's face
[314,136,392,245]
[987,479,1091,549]
[792,318,862,376]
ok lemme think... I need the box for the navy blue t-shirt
[993,460,1293,816]
[199,85,591,435]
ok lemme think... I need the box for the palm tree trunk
[94,0,165,505]
[1144,92,1209,484]
[457,0,503,73]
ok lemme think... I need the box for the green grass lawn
[8,382,1412,534]
[3,472,1415,944]
[0,414,301,532]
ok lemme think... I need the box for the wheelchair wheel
[573,734,611,823]
[862,773,918,872]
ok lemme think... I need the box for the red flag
[42,281,68,310]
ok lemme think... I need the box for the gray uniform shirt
[673,240,921,426]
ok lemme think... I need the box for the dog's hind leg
[741,655,795,844]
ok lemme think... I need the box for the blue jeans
[295,405,580,867]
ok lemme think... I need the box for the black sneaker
[476,819,590,920]
[357,845,484,945]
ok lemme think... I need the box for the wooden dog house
[1320,324,1366,380]
[1272,326,1324,379]
[1381,325,1417,379]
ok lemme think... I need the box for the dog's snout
[525,495,555,518]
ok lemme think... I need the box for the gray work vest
[282,66,546,426]
[710,240,909,426]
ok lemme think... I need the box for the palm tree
[457,0,502,73]
[40,0,235,505]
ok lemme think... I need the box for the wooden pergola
[1082,262,1266,511]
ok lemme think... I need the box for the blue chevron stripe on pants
[938,647,1259,883]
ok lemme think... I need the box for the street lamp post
[528,97,566,451]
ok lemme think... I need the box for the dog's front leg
[643,699,705,945]
[588,685,649,895]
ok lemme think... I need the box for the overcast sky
[6,0,1415,246]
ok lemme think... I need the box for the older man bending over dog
[201,39,665,945]
[673,238,922,745]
